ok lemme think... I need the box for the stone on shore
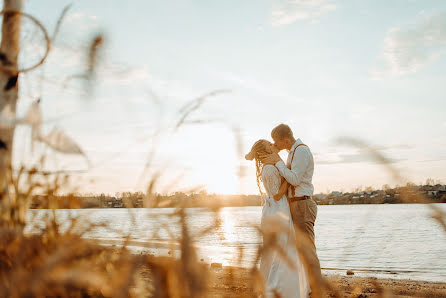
[210,262,223,269]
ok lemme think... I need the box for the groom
[260,123,322,290]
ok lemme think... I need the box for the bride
[245,139,309,298]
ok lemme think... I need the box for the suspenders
[262,143,308,198]
[289,144,307,197]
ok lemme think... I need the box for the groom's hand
[259,153,281,165]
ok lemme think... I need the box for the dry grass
[0,6,445,298]
[3,143,444,297]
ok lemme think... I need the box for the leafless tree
[0,0,23,199]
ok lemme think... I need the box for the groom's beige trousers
[288,198,322,290]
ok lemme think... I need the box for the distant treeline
[30,184,446,209]
[30,192,262,209]
[316,183,446,205]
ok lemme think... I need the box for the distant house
[314,194,327,200]
[423,185,434,191]
[113,202,123,208]
[428,190,439,196]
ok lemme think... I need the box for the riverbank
[139,264,446,297]
[324,274,446,297]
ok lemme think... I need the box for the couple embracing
[245,124,322,298]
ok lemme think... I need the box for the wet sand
[197,266,446,297]
[137,256,446,297]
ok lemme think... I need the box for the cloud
[373,12,446,77]
[417,158,446,163]
[357,144,413,153]
[214,71,297,100]
[317,152,405,165]
[316,144,411,165]
[65,11,98,24]
[271,0,336,26]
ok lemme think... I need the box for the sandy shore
[139,264,446,297]
[205,266,446,297]
[324,275,446,297]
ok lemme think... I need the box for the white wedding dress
[260,165,310,298]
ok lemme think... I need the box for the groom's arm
[275,149,310,187]
[259,149,310,187]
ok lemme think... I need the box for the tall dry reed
[0,5,445,298]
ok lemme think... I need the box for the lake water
[27,204,446,282]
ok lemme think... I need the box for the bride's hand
[259,153,281,165]
[273,179,289,201]
[273,194,281,201]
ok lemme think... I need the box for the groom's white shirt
[274,138,314,197]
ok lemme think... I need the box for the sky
[7,0,446,195]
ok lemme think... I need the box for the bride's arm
[273,179,289,201]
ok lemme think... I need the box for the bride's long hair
[245,139,272,195]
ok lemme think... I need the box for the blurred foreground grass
[1,4,446,298]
